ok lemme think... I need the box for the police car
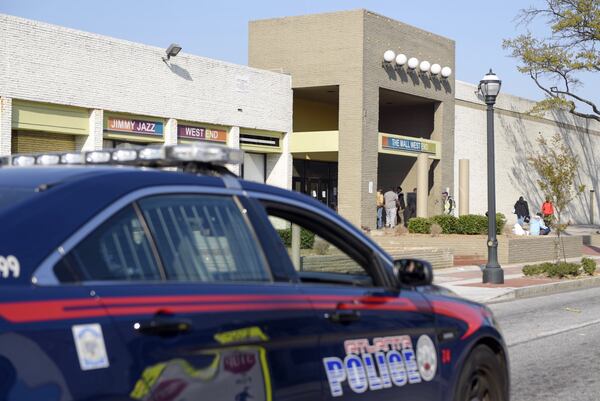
[0,143,509,401]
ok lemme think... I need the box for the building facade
[249,10,455,228]
[0,13,293,189]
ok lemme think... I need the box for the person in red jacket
[541,198,554,226]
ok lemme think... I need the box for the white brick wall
[454,80,600,225]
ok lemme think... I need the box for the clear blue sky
[1,0,597,104]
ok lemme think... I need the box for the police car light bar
[0,143,244,168]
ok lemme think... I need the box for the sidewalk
[434,255,600,304]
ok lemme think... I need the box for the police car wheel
[454,345,507,401]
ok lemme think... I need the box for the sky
[1,0,597,105]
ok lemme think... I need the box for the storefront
[11,100,87,153]
[103,113,165,148]
[239,130,283,183]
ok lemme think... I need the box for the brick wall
[0,13,292,153]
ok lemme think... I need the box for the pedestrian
[513,196,530,225]
[541,198,554,226]
[404,188,417,227]
[383,186,399,228]
[538,213,551,235]
[396,186,406,226]
[376,188,384,229]
[442,191,455,215]
[529,214,541,236]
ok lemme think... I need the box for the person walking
[443,191,455,215]
[514,196,530,225]
[376,188,385,229]
[541,198,554,226]
[396,186,406,226]
[383,187,399,228]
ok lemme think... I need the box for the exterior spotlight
[430,63,441,75]
[163,43,182,61]
[419,60,431,73]
[441,66,452,78]
[383,50,396,63]
[407,57,419,70]
[395,53,407,66]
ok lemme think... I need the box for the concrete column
[164,118,178,145]
[77,109,103,151]
[459,159,470,216]
[337,83,378,229]
[417,153,429,218]
[227,126,241,176]
[0,97,12,156]
[266,132,292,190]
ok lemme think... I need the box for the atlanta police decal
[323,335,437,397]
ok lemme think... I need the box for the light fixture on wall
[383,50,396,63]
[419,60,431,73]
[430,63,441,75]
[441,66,452,78]
[407,57,419,70]
[163,43,182,62]
[395,53,407,66]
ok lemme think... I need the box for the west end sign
[178,125,227,142]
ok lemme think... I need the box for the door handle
[134,317,192,337]
[326,308,361,324]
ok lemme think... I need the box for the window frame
[249,192,396,289]
[32,185,272,286]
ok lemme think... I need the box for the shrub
[496,213,507,235]
[430,215,459,234]
[546,262,580,278]
[430,223,443,237]
[407,217,432,234]
[582,257,597,275]
[456,215,488,235]
[277,228,315,249]
[312,238,330,255]
[523,263,547,276]
[523,261,581,278]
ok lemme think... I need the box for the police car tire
[454,345,508,401]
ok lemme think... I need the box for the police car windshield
[0,188,36,211]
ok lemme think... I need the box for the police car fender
[323,334,437,397]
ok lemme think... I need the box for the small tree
[528,133,585,261]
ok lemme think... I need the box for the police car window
[56,205,162,282]
[139,195,270,283]
[267,216,371,285]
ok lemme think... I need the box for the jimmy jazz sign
[106,117,163,136]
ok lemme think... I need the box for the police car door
[256,198,441,401]
[49,191,322,401]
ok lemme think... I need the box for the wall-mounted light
[407,57,419,70]
[395,53,407,66]
[430,63,441,75]
[441,66,452,78]
[419,61,431,73]
[163,43,182,62]
[383,50,396,63]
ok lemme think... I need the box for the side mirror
[394,258,433,287]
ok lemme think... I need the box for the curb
[487,275,600,304]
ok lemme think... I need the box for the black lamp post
[479,69,504,284]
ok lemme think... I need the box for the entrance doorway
[293,159,338,210]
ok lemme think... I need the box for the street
[490,287,600,401]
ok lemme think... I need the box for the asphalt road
[490,287,600,401]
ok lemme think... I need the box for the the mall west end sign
[379,133,440,159]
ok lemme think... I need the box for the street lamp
[478,69,503,284]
